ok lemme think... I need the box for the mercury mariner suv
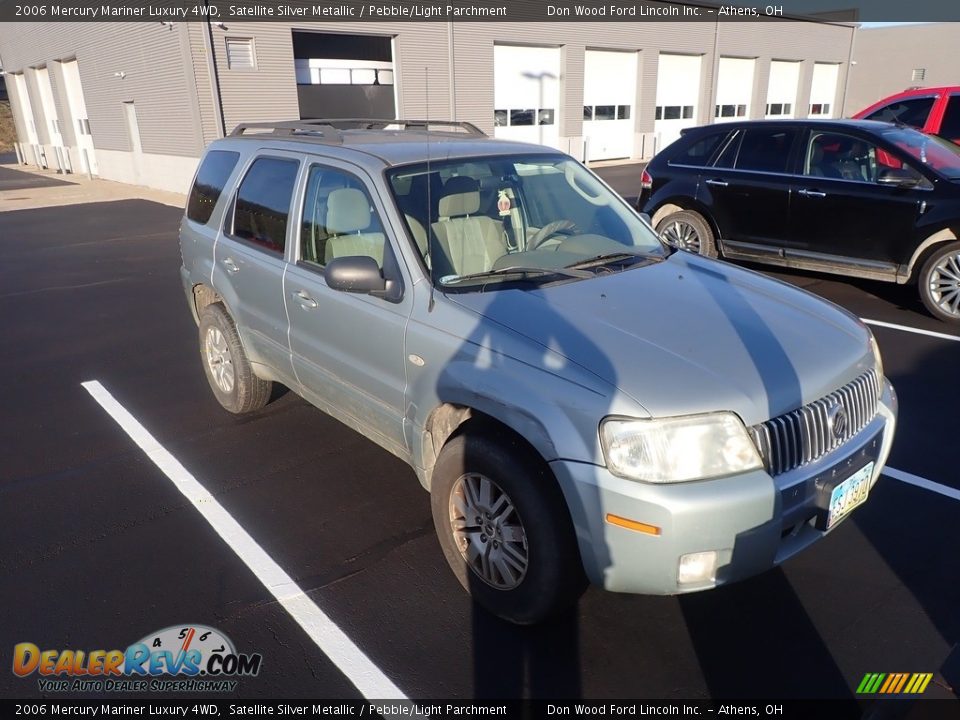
[179,118,897,624]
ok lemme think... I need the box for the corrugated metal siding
[210,22,300,132]
[184,23,221,146]
[0,21,204,156]
[848,23,960,113]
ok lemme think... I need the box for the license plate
[827,462,874,530]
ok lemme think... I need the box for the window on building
[682,106,694,119]
[538,109,555,125]
[494,110,508,127]
[766,103,792,116]
[187,150,241,225]
[617,105,631,120]
[594,105,616,121]
[810,103,831,115]
[231,157,299,255]
[584,106,594,121]
[225,38,257,70]
[510,109,535,126]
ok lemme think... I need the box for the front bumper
[550,379,897,594]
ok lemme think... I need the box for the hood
[448,253,874,426]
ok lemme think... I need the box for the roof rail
[229,118,487,139]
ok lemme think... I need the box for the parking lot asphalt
[2,177,958,703]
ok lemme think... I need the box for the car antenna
[425,67,436,311]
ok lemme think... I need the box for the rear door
[697,125,801,247]
[285,159,412,459]
[213,152,301,380]
[787,129,926,265]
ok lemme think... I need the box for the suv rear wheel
[656,209,718,258]
[199,303,272,413]
[430,430,586,624]
[918,242,960,323]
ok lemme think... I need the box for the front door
[285,160,411,458]
[788,129,925,265]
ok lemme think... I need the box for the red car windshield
[881,128,960,179]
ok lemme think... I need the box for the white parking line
[81,380,409,700]
[883,467,960,502]
[862,318,960,343]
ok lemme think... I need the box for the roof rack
[229,118,487,140]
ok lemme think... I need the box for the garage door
[655,54,702,151]
[583,50,637,161]
[715,57,754,123]
[766,60,800,119]
[494,45,560,150]
[809,63,839,118]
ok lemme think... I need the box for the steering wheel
[527,220,579,250]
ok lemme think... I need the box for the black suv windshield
[386,154,664,288]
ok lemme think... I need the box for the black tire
[198,303,272,414]
[917,241,960,323]
[655,209,718,258]
[430,430,587,625]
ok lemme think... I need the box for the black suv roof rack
[229,118,487,141]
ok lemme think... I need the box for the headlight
[869,332,884,381]
[600,412,763,483]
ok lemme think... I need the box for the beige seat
[324,188,385,267]
[431,177,508,276]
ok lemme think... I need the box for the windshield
[881,127,960,179]
[386,154,665,289]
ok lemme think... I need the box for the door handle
[222,257,239,273]
[291,290,318,309]
[798,189,827,198]
[705,179,728,187]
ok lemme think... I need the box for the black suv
[639,119,960,322]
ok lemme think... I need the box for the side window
[231,157,299,255]
[864,96,936,129]
[187,150,240,224]
[938,96,960,143]
[300,165,386,269]
[804,132,880,182]
[713,130,742,169]
[734,128,799,173]
[669,131,730,166]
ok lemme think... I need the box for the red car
[854,86,960,144]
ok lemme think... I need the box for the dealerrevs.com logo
[13,624,262,693]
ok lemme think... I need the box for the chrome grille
[749,369,882,476]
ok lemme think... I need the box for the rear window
[669,131,730,166]
[938,95,960,142]
[231,157,300,255]
[732,128,799,173]
[187,150,240,224]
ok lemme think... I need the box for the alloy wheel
[204,326,235,393]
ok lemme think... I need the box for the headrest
[438,176,480,217]
[326,188,371,233]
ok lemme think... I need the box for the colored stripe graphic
[856,672,933,694]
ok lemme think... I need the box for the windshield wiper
[564,251,664,270]
[439,265,592,286]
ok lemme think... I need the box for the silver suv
[179,119,898,624]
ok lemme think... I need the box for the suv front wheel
[199,303,273,413]
[918,241,960,323]
[430,430,586,624]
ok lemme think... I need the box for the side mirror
[877,168,921,188]
[325,256,387,294]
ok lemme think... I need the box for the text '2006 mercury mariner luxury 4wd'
[179,119,897,624]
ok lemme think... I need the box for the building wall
[846,23,960,114]
[0,16,856,190]
[0,21,210,192]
